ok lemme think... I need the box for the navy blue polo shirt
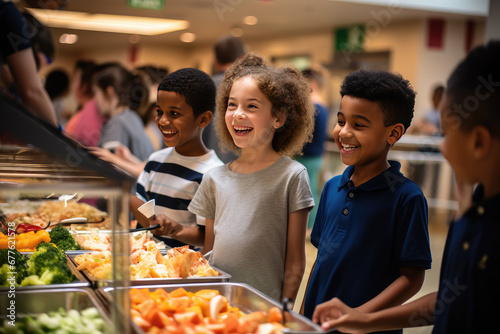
[0,1,31,62]
[304,161,432,334]
[433,187,500,333]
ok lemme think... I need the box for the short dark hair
[44,69,69,99]
[93,62,148,112]
[157,68,216,118]
[214,35,247,65]
[445,40,500,138]
[340,70,416,132]
[302,68,325,89]
[74,60,96,97]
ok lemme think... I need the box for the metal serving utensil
[129,224,161,233]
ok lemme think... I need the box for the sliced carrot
[170,287,189,298]
[174,311,202,325]
[194,289,220,300]
[136,299,156,317]
[267,306,283,323]
[206,323,227,334]
[130,288,152,305]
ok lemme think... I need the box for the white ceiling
[19,0,488,52]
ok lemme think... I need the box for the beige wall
[45,17,485,124]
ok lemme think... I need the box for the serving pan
[68,252,231,288]
[0,254,89,291]
[99,282,324,334]
[0,288,111,331]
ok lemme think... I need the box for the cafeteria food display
[73,245,220,280]
[0,307,110,334]
[129,287,285,334]
[0,243,76,287]
[0,200,110,231]
[0,134,322,333]
[0,288,112,334]
[72,228,166,252]
[0,225,82,251]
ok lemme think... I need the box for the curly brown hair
[215,52,315,157]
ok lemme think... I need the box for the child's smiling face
[225,76,282,152]
[155,90,202,156]
[333,95,393,168]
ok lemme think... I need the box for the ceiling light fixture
[243,16,258,25]
[27,8,189,35]
[180,32,196,43]
[59,33,78,44]
[230,27,243,37]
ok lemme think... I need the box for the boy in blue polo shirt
[302,70,432,334]
[309,41,500,334]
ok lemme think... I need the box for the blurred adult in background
[202,35,248,163]
[0,0,57,127]
[65,60,106,146]
[410,84,445,136]
[297,68,329,229]
[134,65,168,151]
[91,62,154,161]
[44,68,71,126]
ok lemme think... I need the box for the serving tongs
[129,224,161,233]
[44,217,106,229]
[280,297,338,334]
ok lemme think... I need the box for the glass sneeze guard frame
[0,181,131,334]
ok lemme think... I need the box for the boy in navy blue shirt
[303,70,432,334]
[310,41,500,334]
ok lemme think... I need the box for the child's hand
[150,214,183,237]
[312,297,369,333]
[88,146,118,165]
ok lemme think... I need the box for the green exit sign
[128,0,164,10]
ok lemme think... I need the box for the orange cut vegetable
[129,288,286,334]
[194,289,220,300]
[221,313,239,333]
[206,323,227,334]
[150,288,170,303]
[267,306,283,323]
[136,299,156,317]
[0,230,51,250]
[170,287,188,298]
[16,230,51,250]
[130,288,151,305]
[186,305,204,319]
[192,296,211,317]
[173,311,202,325]
[158,299,178,313]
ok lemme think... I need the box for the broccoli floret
[49,225,82,251]
[39,266,74,285]
[20,275,46,286]
[20,243,75,286]
[0,249,28,285]
[28,243,66,275]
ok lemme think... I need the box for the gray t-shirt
[98,109,155,161]
[188,156,314,301]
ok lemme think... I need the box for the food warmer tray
[0,287,111,329]
[0,255,89,291]
[98,282,325,334]
[67,252,231,288]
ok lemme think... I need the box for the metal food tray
[0,254,90,291]
[0,287,112,331]
[99,282,325,334]
[69,229,167,252]
[68,252,231,288]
